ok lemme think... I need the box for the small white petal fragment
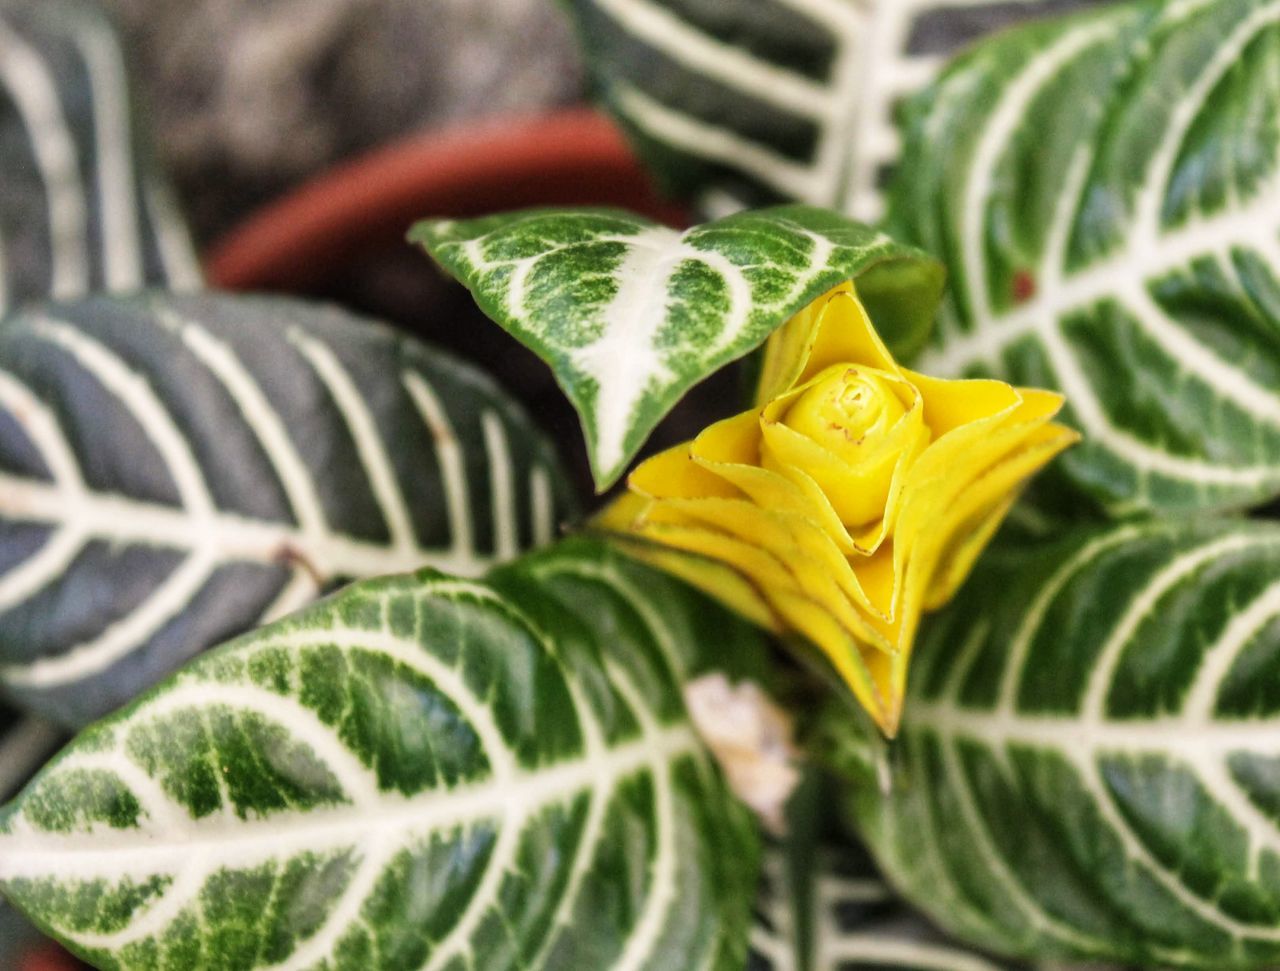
[683,673,801,835]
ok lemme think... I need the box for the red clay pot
[205,108,687,293]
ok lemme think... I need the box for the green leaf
[0,0,201,308]
[751,847,1027,971]
[889,0,1280,516]
[0,292,577,728]
[0,705,62,960]
[748,773,1027,971]
[412,205,943,489]
[557,0,1108,222]
[0,537,764,970]
[832,518,1280,969]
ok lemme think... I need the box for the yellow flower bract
[600,282,1078,735]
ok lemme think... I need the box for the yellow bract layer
[599,282,1078,736]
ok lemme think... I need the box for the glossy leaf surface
[0,538,764,970]
[559,0,1107,222]
[837,519,1280,968]
[413,206,942,489]
[894,0,1280,515]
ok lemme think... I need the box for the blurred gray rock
[100,0,584,241]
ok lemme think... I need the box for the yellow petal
[757,364,929,533]
[888,409,1075,642]
[769,589,892,732]
[779,368,910,457]
[758,421,897,528]
[904,369,1025,437]
[694,409,859,555]
[632,518,799,599]
[923,423,1080,608]
[648,496,894,648]
[630,440,740,501]
[593,489,650,533]
[756,282,903,403]
[756,283,851,403]
[799,287,901,385]
[696,448,858,556]
[691,409,762,465]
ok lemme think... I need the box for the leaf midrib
[0,724,699,882]
[907,700,1280,755]
[0,472,490,580]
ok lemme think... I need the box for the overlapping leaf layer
[0,539,763,970]
[414,205,941,489]
[894,0,1280,515]
[560,0,1106,221]
[0,293,576,727]
[839,519,1280,968]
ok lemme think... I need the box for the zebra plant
[557,0,1110,222]
[0,0,200,309]
[8,0,1280,967]
[830,518,1280,968]
[0,293,577,727]
[0,539,766,970]
[890,0,1280,517]
[562,0,1280,519]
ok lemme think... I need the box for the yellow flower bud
[598,282,1078,736]
[783,368,907,456]
[761,365,926,530]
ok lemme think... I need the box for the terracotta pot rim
[204,107,684,293]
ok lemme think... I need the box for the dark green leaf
[0,292,577,727]
[890,0,1280,515]
[412,205,942,489]
[0,538,764,970]
[835,519,1280,969]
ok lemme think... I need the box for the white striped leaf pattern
[0,703,62,959]
[0,293,577,728]
[412,205,943,489]
[893,0,1280,516]
[834,519,1280,968]
[0,537,764,970]
[748,775,1027,971]
[0,0,200,311]
[558,0,1108,222]
[749,847,1026,971]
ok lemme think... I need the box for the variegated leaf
[412,205,943,489]
[0,0,200,311]
[0,538,763,970]
[833,519,1280,969]
[750,847,1026,971]
[0,293,577,728]
[894,0,1280,516]
[747,774,1027,971]
[559,0,1108,222]
[0,704,62,959]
